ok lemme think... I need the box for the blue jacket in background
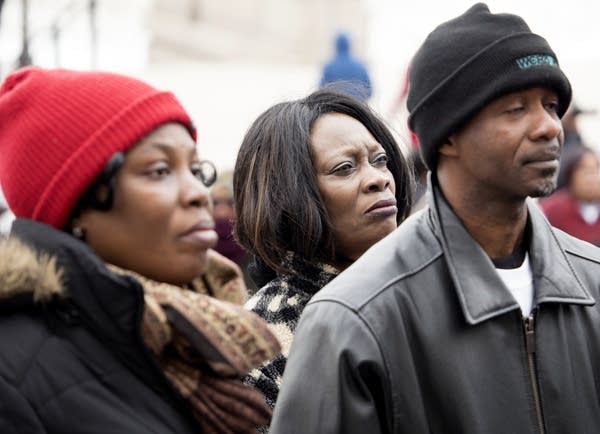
[320,33,372,102]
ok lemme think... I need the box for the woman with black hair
[0,67,279,433]
[233,89,413,414]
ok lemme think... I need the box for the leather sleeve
[0,376,46,434]
[270,300,391,434]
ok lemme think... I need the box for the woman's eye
[147,164,170,178]
[372,154,389,166]
[331,162,354,175]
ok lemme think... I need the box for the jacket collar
[0,236,64,306]
[428,182,594,325]
[5,219,223,412]
[277,252,339,296]
[8,218,144,344]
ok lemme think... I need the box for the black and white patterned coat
[243,254,339,409]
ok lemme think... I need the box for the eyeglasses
[195,160,218,187]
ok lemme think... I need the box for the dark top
[0,219,199,433]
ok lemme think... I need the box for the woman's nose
[182,170,211,208]
[364,165,391,192]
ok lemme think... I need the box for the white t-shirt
[579,203,600,225]
[495,253,534,317]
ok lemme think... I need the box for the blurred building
[0,0,370,171]
[148,0,369,64]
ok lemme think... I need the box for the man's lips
[523,146,560,165]
[523,149,561,171]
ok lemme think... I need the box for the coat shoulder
[554,227,600,264]
[312,209,443,310]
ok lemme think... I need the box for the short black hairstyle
[233,89,413,275]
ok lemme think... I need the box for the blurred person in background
[0,202,6,236]
[233,89,413,420]
[0,187,13,236]
[540,146,600,245]
[0,67,279,433]
[562,102,591,149]
[388,62,429,213]
[556,102,596,188]
[271,4,600,433]
[211,170,254,290]
[408,146,429,213]
[319,32,373,102]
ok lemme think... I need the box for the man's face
[444,87,564,201]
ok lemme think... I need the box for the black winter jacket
[0,219,200,433]
[271,185,600,434]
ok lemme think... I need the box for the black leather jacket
[271,185,600,434]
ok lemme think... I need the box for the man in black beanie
[270,4,600,433]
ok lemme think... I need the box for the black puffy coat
[0,219,200,433]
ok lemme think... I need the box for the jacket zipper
[524,313,545,434]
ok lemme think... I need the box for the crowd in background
[2,2,600,433]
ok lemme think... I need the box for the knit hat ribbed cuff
[0,67,196,230]
[33,91,195,228]
[409,32,571,170]
[407,3,572,171]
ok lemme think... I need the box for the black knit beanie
[407,3,572,170]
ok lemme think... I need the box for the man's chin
[529,180,558,199]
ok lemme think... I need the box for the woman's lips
[180,228,218,247]
[180,221,218,248]
[365,198,398,217]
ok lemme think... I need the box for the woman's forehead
[128,123,197,156]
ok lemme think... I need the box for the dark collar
[276,252,340,296]
[10,219,144,344]
[9,219,205,413]
[427,182,594,325]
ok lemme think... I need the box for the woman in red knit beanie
[0,67,279,433]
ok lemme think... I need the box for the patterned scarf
[109,250,281,433]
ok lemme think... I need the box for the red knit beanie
[0,67,196,229]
